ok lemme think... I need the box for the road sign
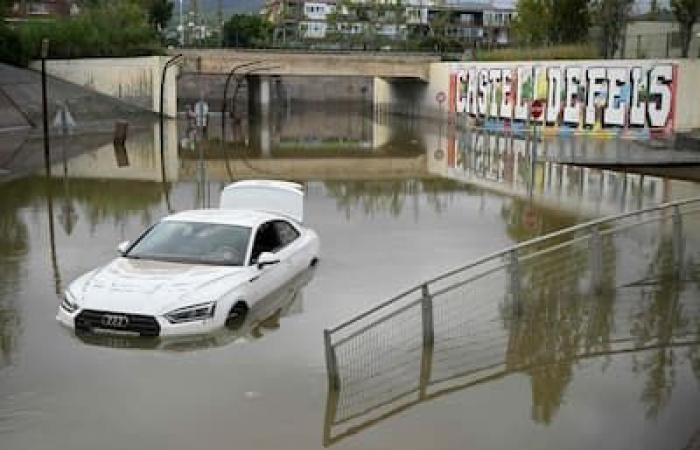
[531,100,544,119]
[435,91,446,104]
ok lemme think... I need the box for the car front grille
[75,309,161,337]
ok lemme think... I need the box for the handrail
[326,195,700,335]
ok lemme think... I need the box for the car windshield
[126,221,251,266]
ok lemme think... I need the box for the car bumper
[56,308,223,337]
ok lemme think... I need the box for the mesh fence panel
[325,199,700,445]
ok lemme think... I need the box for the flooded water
[1,103,699,450]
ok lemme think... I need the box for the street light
[221,61,266,141]
[160,54,183,185]
[41,38,50,176]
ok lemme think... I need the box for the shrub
[475,44,600,61]
[6,2,161,65]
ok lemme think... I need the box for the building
[6,0,78,18]
[262,0,516,48]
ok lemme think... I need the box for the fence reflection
[323,198,700,446]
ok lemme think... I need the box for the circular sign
[436,91,446,104]
[531,100,544,119]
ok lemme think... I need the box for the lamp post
[41,38,50,176]
[160,54,182,184]
[221,61,265,142]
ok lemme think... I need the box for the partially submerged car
[57,180,320,337]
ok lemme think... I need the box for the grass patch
[476,44,600,61]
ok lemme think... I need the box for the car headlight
[164,301,216,324]
[60,290,79,313]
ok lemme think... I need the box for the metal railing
[322,196,700,445]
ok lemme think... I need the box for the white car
[57,180,320,337]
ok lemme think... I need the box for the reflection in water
[1,102,699,449]
[0,179,27,371]
[324,179,478,218]
[73,266,315,352]
[426,126,700,218]
[323,203,700,446]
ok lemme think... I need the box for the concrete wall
[30,56,179,118]
[178,49,436,81]
[413,59,700,132]
[621,21,700,59]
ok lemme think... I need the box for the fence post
[672,205,684,279]
[508,250,522,316]
[323,329,340,392]
[589,225,603,294]
[419,283,434,399]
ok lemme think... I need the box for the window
[274,221,300,246]
[127,221,251,266]
[249,220,299,264]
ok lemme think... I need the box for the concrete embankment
[0,63,156,181]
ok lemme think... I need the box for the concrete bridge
[175,49,438,81]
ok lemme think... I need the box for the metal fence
[322,196,700,445]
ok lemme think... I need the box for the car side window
[274,220,300,246]
[250,222,283,264]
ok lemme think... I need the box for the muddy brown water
[1,106,699,450]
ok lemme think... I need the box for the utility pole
[41,38,50,176]
[218,0,224,46]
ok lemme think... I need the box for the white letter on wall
[546,67,562,124]
[564,67,581,124]
[501,68,513,119]
[604,67,628,126]
[467,69,478,115]
[515,66,532,121]
[648,65,673,128]
[629,67,647,126]
[455,69,468,113]
[478,69,489,117]
[489,69,501,117]
[586,67,607,126]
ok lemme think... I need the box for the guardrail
[322,196,700,445]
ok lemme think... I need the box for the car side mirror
[257,252,280,269]
[117,241,130,255]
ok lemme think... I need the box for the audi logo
[100,314,129,328]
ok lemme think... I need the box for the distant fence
[322,196,700,445]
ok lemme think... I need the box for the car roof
[162,209,286,228]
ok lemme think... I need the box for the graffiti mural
[449,63,678,137]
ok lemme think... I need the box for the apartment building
[262,0,515,46]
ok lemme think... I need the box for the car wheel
[225,301,249,330]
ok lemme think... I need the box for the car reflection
[72,266,316,352]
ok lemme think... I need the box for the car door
[272,220,304,279]
[247,221,288,304]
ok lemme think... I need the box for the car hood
[71,257,249,315]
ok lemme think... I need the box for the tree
[550,0,590,44]
[591,0,634,58]
[223,14,272,48]
[145,0,174,32]
[514,0,590,46]
[671,0,700,57]
[513,0,552,45]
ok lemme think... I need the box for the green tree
[550,0,590,44]
[591,0,634,58]
[145,0,174,32]
[513,0,552,45]
[223,14,272,48]
[514,0,590,45]
[671,0,700,57]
